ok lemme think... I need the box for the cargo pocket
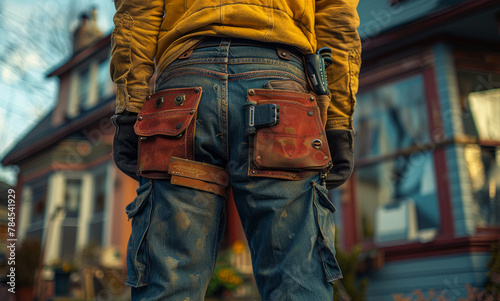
[134,87,202,179]
[125,180,153,287]
[246,89,331,180]
[312,182,342,282]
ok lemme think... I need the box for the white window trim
[103,162,115,246]
[18,186,33,243]
[43,171,93,264]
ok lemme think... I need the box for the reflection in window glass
[354,75,429,159]
[468,89,500,141]
[456,70,500,138]
[464,145,500,226]
[355,151,439,241]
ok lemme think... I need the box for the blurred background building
[330,0,500,299]
[1,0,499,300]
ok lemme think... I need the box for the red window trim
[373,233,500,262]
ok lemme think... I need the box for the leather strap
[168,157,230,187]
[170,175,227,197]
[168,157,230,197]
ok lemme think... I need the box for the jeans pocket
[125,180,153,287]
[313,183,343,282]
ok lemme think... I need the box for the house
[1,9,133,298]
[4,1,500,300]
[331,0,500,299]
[0,181,14,281]
[1,8,250,299]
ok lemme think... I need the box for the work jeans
[126,39,342,300]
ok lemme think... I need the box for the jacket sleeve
[110,0,164,114]
[315,0,361,130]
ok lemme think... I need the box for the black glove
[325,129,354,190]
[111,111,139,180]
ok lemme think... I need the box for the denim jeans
[126,39,342,300]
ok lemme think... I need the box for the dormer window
[67,54,111,118]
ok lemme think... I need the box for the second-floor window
[67,54,112,118]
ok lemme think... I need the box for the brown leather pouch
[247,89,331,180]
[134,87,202,179]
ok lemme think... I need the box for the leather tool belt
[246,89,332,181]
[134,87,230,197]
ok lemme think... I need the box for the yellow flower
[62,262,71,273]
[232,240,245,255]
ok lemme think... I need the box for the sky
[0,0,116,185]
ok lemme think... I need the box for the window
[68,54,112,117]
[353,74,439,243]
[355,152,440,241]
[59,178,83,259]
[465,145,500,226]
[457,70,500,139]
[467,89,500,141]
[24,180,48,243]
[88,168,108,245]
[455,62,500,227]
[96,57,111,101]
[355,75,430,160]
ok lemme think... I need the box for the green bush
[334,245,369,301]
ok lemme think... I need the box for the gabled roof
[5,110,54,157]
[1,96,114,166]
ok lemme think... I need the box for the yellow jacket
[110,0,361,130]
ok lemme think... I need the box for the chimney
[72,7,103,54]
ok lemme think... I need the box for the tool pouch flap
[134,87,202,179]
[248,89,331,172]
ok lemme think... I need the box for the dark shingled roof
[358,0,467,40]
[6,111,54,157]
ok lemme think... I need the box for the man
[110,1,361,300]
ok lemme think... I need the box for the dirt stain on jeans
[174,211,191,231]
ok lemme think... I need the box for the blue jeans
[126,39,342,300]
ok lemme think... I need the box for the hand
[110,111,139,180]
[325,129,354,190]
